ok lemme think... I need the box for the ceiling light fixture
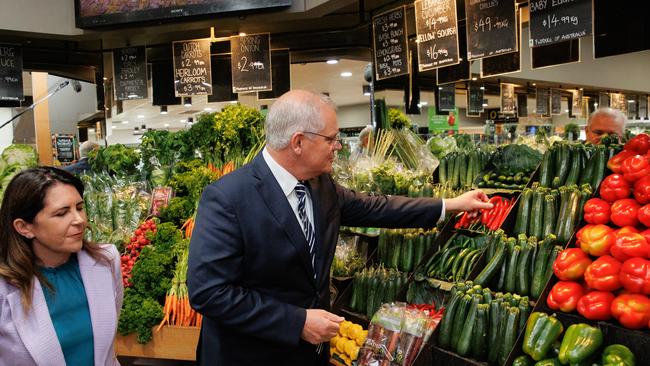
[187,117,194,125]
[238,32,246,37]
[111,125,116,129]
[204,107,212,111]
[183,97,192,107]
[628,99,635,103]
[471,77,477,81]
[326,59,339,65]
[229,100,238,104]
[164,123,170,127]
[160,106,168,114]
[340,71,352,78]
[419,101,428,106]
[180,119,187,123]
[362,85,371,96]
[137,114,145,119]
[532,83,537,86]
[122,120,129,124]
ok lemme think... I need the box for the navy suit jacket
[62,157,91,175]
[187,153,443,365]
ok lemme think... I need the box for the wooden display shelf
[115,326,200,361]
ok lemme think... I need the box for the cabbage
[427,135,457,158]
[1,144,38,168]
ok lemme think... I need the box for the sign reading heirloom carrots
[414,0,460,71]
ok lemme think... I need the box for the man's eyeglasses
[303,131,342,146]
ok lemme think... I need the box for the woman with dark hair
[0,167,123,365]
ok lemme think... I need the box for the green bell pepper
[602,344,635,366]
[534,358,562,366]
[523,312,565,361]
[558,324,603,365]
[513,355,535,366]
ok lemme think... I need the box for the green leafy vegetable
[118,288,164,344]
[158,196,194,227]
[491,144,543,175]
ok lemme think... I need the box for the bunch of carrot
[157,250,202,330]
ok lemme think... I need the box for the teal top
[40,254,94,366]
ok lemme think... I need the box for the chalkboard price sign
[529,0,592,47]
[54,135,76,164]
[373,6,409,80]
[0,44,23,101]
[437,84,456,112]
[536,88,550,116]
[501,83,515,114]
[465,0,518,60]
[466,84,484,116]
[551,88,562,115]
[414,0,460,71]
[113,46,147,100]
[638,96,648,120]
[231,33,272,93]
[173,39,212,96]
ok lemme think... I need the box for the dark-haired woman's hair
[0,167,110,310]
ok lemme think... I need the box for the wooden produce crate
[115,326,200,361]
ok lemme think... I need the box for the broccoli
[118,288,164,344]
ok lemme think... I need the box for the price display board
[610,93,626,114]
[465,0,518,60]
[571,89,583,118]
[437,84,456,112]
[258,49,291,100]
[517,94,528,117]
[414,0,460,71]
[173,39,212,96]
[373,6,409,80]
[551,88,562,115]
[466,83,484,117]
[598,92,609,109]
[53,135,76,164]
[0,43,23,101]
[536,87,550,116]
[208,55,238,103]
[501,83,515,114]
[639,96,648,120]
[113,46,147,100]
[437,25,470,84]
[529,0,592,47]
[231,33,272,93]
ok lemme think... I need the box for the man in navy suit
[62,141,98,175]
[187,90,492,365]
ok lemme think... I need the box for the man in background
[63,141,98,175]
[586,107,626,144]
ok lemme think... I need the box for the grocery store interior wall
[0,109,14,150]
[47,76,98,136]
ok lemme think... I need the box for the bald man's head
[586,108,626,144]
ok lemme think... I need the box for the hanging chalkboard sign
[466,84,484,117]
[113,46,147,100]
[551,88,562,115]
[610,93,627,114]
[414,0,460,71]
[0,44,23,101]
[208,55,237,103]
[373,6,409,80]
[54,135,76,164]
[571,89,583,118]
[532,39,580,69]
[259,49,291,100]
[465,0,518,60]
[529,0,592,47]
[437,84,456,111]
[536,88,549,116]
[437,25,470,84]
[231,33,272,93]
[517,94,528,117]
[501,83,515,114]
[173,38,212,96]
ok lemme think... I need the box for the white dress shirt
[263,148,314,233]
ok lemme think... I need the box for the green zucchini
[401,233,414,272]
[531,235,555,299]
[564,145,581,186]
[505,245,521,293]
[499,307,521,365]
[542,195,556,238]
[529,190,545,239]
[556,144,570,186]
[515,189,533,235]
[451,248,473,281]
[439,157,448,184]
[590,145,607,191]
[451,294,472,350]
[474,244,506,286]
[487,300,503,364]
[456,294,482,355]
[437,290,462,348]
[472,303,489,359]
[539,150,553,187]
[517,243,533,296]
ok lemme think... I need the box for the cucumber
[472,304,489,359]
[456,294,482,355]
[473,244,506,286]
[514,189,533,235]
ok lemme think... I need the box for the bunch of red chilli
[120,219,157,288]
[547,133,650,330]
[455,196,515,231]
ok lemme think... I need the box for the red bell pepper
[624,133,650,154]
[610,198,641,227]
[579,224,616,256]
[638,204,650,227]
[607,150,637,174]
[621,155,650,183]
[583,198,611,225]
[633,175,650,205]
[553,248,593,281]
[620,257,650,294]
[547,281,584,313]
[599,174,631,203]
[641,228,650,244]
[610,232,649,262]
[616,226,639,236]
[577,291,615,320]
[584,255,622,291]
[610,293,650,329]
[575,226,586,247]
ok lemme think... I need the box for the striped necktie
[295,182,316,278]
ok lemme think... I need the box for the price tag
[414,0,460,71]
[465,0,518,60]
[173,39,213,96]
[231,33,272,93]
[529,0,592,47]
[372,6,409,80]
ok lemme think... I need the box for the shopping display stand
[115,326,199,361]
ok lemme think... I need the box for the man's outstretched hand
[301,309,344,345]
[445,189,493,215]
